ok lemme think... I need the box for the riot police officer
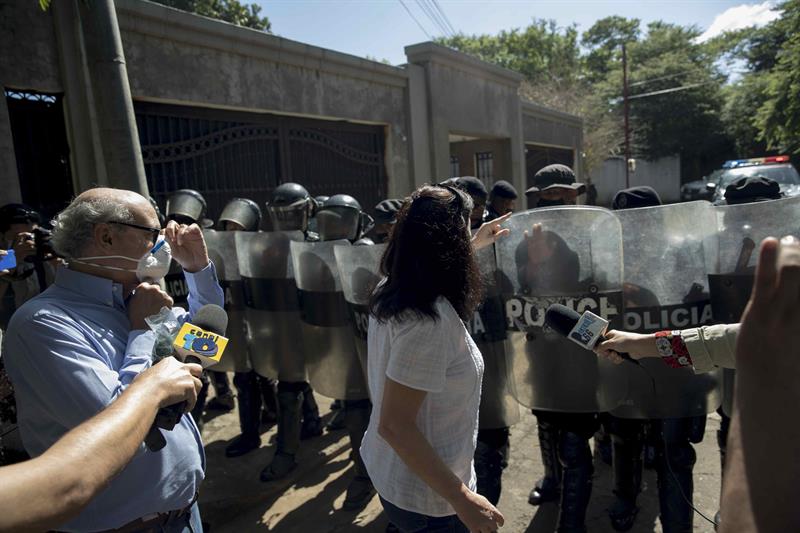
[213,198,281,458]
[450,178,520,506]
[486,180,518,221]
[370,199,403,244]
[523,165,597,533]
[164,190,234,429]
[313,194,376,510]
[259,183,324,481]
[710,176,784,528]
[607,186,714,533]
[455,176,488,230]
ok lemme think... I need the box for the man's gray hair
[51,197,135,259]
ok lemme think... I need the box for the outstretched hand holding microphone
[544,304,639,365]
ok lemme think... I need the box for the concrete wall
[591,156,682,206]
[449,138,512,185]
[405,43,526,200]
[116,0,413,199]
[0,0,63,203]
[521,100,583,179]
[0,0,584,208]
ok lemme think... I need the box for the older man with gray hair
[2,188,223,532]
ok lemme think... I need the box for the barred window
[475,152,493,181]
[450,155,460,178]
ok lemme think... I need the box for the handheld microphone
[172,304,229,367]
[544,303,639,365]
[145,304,230,451]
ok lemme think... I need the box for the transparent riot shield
[709,196,800,415]
[470,246,520,429]
[235,231,306,381]
[334,243,386,387]
[291,240,369,400]
[611,201,720,419]
[204,230,249,372]
[495,206,627,412]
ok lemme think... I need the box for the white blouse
[360,297,484,517]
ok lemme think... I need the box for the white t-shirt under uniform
[360,297,484,517]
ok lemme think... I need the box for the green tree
[438,16,736,177]
[721,74,770,156]
[581,15,640,83]
[437,20,581,83]
[579,18,733,176]
[151,0,271,31]
[624,22,730,168]
[755,0,800,154]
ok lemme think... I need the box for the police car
[706,155,800,204]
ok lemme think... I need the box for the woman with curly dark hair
[360,184,510,533]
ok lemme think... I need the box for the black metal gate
[5,90,74,221]
[135,102,387,223]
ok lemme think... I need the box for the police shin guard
[342,400,375,511]
[657,441,696,533]
[226,371,262,458]
[608,435,643,531]
[300,382,323,440]
[259,377,278,426]
[260,384,302,482]
[326,399,347,432]
[529,418,562,506]
[475,428,510,506]
[557,431,593,533]
[207,371,235,412]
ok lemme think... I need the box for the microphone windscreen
[545,304,581,336]
[192,304,228,335]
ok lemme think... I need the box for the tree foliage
[438,5,799,177]
[151,0,271,31]
[440,16,735,177]
[438,20,581,83]
[754,0,800,155]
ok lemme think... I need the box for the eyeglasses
[108,221,161,245]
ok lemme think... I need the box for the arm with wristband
[595,323,739,372]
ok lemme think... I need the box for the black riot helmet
[266,182,314,232]
[317,194,374,242]
[166,189,208,225]
[219,198,262,231]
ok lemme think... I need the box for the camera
[23,227,58,263]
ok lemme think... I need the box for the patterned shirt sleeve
[654,330,693,369]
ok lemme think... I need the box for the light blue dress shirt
[2,263,224,532]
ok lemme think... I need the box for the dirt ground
[198,387,722,533]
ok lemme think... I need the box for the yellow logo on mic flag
[172,322,229,367]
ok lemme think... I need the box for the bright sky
[257,1,780,65]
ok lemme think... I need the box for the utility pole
[622,42,631,189]
[79,0,149,196]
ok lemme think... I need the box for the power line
[428,0,457,36]
[627,80,716,100]
[398,0,432,39]
[429,0,457,35]
[415,0,451,37]
[629,68,706,87]
[630,67,747,87]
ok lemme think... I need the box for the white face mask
[74,237,172,282]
